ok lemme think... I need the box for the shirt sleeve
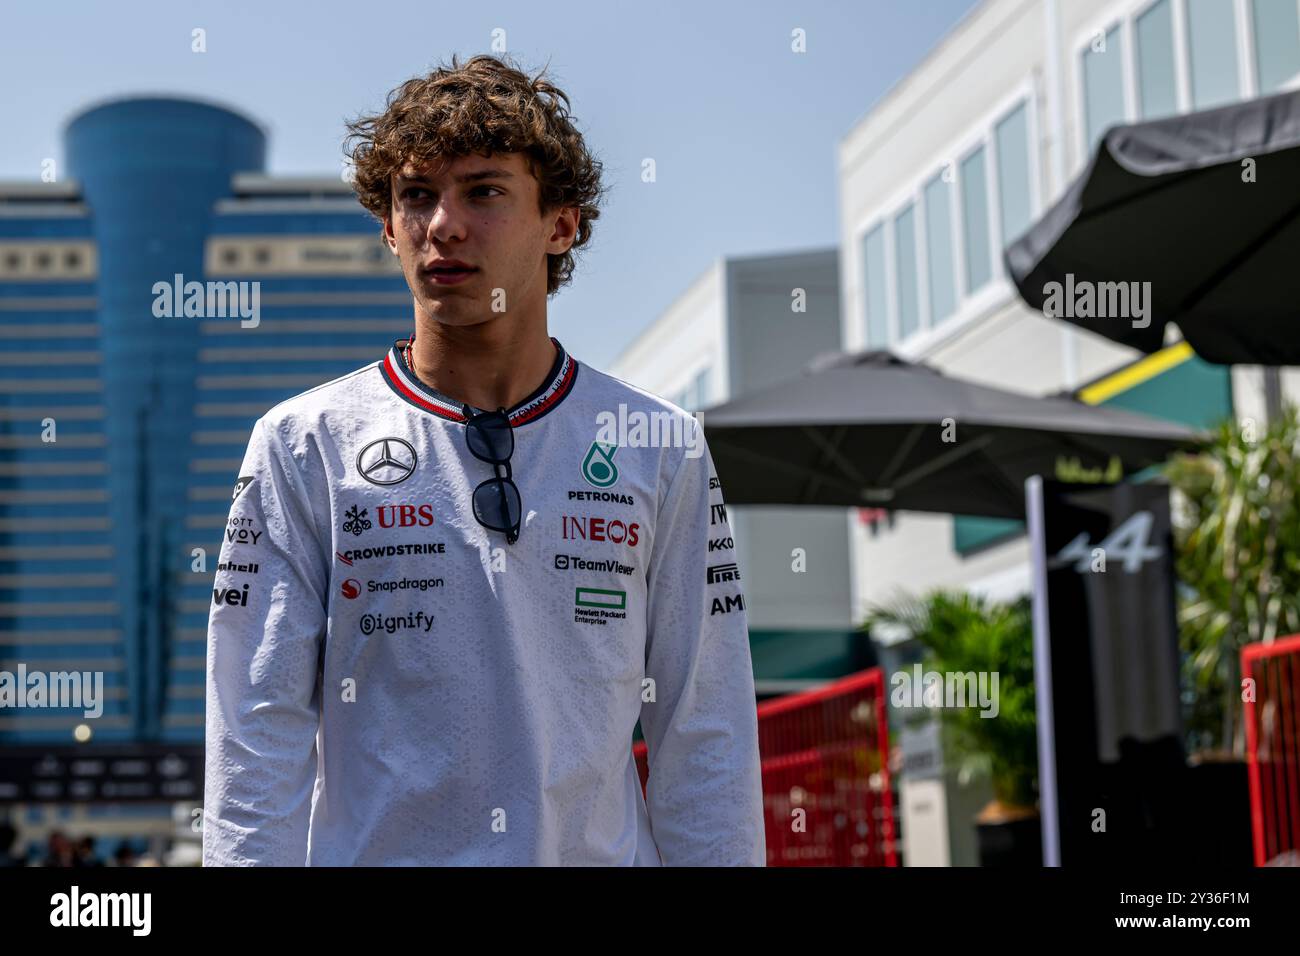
[639,418,766,866]
[202,416,329,866]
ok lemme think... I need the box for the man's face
[384,151,577,328]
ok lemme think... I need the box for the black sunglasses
[463,405,522,545]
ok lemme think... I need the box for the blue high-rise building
[0,97,410,770]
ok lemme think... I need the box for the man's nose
[428,197,468,242]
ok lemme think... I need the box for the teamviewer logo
[554,555,569,569]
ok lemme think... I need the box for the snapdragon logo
[0,665,103,718]
[593,405,704,458]
[890,664,1000,718]
[151,273,260,328]
[50,886,151,936]
[1041,273,1151,329]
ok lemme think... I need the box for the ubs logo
[357,437,418,486]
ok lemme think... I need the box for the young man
[202,54,765,866]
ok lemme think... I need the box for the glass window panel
[923,172,957,324]
[960,147,992,293]
[1187,0,1241,108]
[1083,26,1126,149]
[1137,0,1179,119]
[1253,0,1300,92]
[995,103,1033,244]
[693,367,711,408]
[862,224,889,346]
[894,204,920,339]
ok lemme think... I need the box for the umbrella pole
[1264,367,1284,424]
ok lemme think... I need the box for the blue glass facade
[1,97,411,748]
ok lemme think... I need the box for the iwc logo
[357,437,417,486]
[581,441,619,489]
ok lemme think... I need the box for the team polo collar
[380,333,578,425]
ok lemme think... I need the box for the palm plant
[864,591,1037,808]
[1163,404,1300,756]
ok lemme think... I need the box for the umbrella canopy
[701,350,1201,519]
[1005,89,1300,366]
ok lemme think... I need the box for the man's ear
[382,213,398,253]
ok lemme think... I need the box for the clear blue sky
[0,0,979,369]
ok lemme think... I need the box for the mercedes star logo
[356,437,418,486]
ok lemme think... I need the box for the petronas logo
[581,441,619,488]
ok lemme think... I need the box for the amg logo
[706,562,740,584]
[710,503,728,526]
[708,537,734,552]
[710,594,746,616]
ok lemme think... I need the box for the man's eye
[473,186,503,197]
[402,187,430,200]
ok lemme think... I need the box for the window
[862,224,889,346]
[996,104,1033,244]
[1187,0,1240,108]
[1253,0,1300,92]
[693,367,711,408]
[894,204,921,339]
[1083,26,1126,148]
[1136,0,1179,119]
[960,148,992,293]
[856,95,1035,350]
[924,172,957,324]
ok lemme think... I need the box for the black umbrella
[1006,88,1300,367]
[701,350,1200,519]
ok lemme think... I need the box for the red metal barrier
[633,667,896,866]
[1242,632,1300,866]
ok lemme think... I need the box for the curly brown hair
[344,54,606,296]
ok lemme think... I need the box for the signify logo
[50,886,151,936]
[0,666,103,719]
[152,273,260,328]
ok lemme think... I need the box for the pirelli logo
[575,587,627,610]
[706,562,740,584]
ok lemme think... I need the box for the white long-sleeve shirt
[202,336,765,865]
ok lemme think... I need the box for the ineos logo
[356,437,417,486]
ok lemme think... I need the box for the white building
[836,0,1300,864]
[839,0,1300,617]
[608,249,864,695]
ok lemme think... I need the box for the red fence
[1242,632,1300,866]
[633,667,896,866]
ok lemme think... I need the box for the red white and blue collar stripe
[379,334,578,425]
